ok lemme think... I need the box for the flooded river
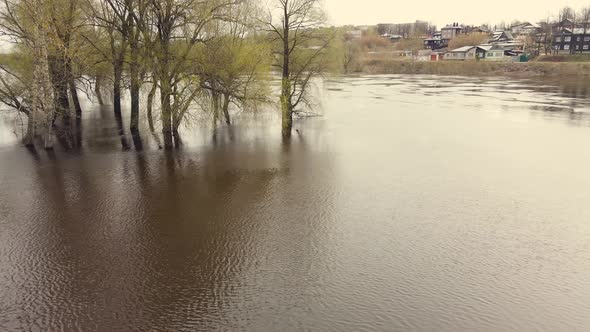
[1,75,590,331]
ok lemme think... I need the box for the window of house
[585,45,589,50]
[556,37,561,42]
[565,36,571,42]
[585,37,590,41]
[576,45,580,49]
[577,37,581,41]
[564,45,570,50]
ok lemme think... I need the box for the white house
[479,44,506,61]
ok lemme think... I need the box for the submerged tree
[146,0,240,149]
[0,0,59,148]
[88,0,132,118]
[266,0,332,139]
[197,0,270,126]
[0,0,339,149]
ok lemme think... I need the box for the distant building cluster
[344,17,590,62]
[423,19,590,61]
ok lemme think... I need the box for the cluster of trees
[0,0,340,149]
[376,21,436,39]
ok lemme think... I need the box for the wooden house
[553,28,590,54]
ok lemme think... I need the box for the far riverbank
[361,60,590,78]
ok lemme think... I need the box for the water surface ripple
[1,76,590,331]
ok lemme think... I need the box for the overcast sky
[322,0,589,27]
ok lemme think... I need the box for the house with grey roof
[478,44,507,61]
[445,46,474,60]
[490,31,514,43]
[445,46,482,60]
[510,22,541,35]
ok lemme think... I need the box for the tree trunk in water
[31,38,55,149]
[130,76,140,133]
[212,90,220,126]
[281,78,292,139]
[24,113,35,146]
[113,61,123,116]
[147,80,157,134]
[28,1,55,149]
[95,76,104,105]
[281,9,292,139]
[160,78,173,149]
[69,80,82,119]
[48,55,70,126]
[222,93,231,125]
[129,30,140,133]
[65,59,82,119]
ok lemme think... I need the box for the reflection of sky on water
[2,75,590,331]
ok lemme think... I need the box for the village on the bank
[345,10,590,62]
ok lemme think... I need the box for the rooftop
[477,44,504,51]
[449,46,475,52]
[511,22,541,29]
[562,28,590,35]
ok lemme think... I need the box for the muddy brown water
[1,75,590,331]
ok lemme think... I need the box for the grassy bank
[536,54,590,62]
[361,59,590,77]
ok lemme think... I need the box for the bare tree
[342,39,361,74]
[559,6,575,24]
[0,0,57,147]
[87,0,132,117]
[146,0,237,149]
[197,0,270,126]
[46,0,85,122]
[265,0,332,139]
[580,6,590,54]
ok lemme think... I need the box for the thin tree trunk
[48,55,70,125]
[212,90,219,126]
[172,80,179,131]
[69,79,82,119]
[129,27,140,133]
[147,80,157,133]
[95,76,104,105]
[130,75,140,132]
[65,58,82,119]
[24,113,35,146]
[281,78,292,139]
[160,77,173,149]
[113,60,123,116]
[222,93,231,125]
[30,15,55,149]
[281,7,292,139]
[172,90,183,146]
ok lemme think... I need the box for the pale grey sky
[323,0,589,27]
